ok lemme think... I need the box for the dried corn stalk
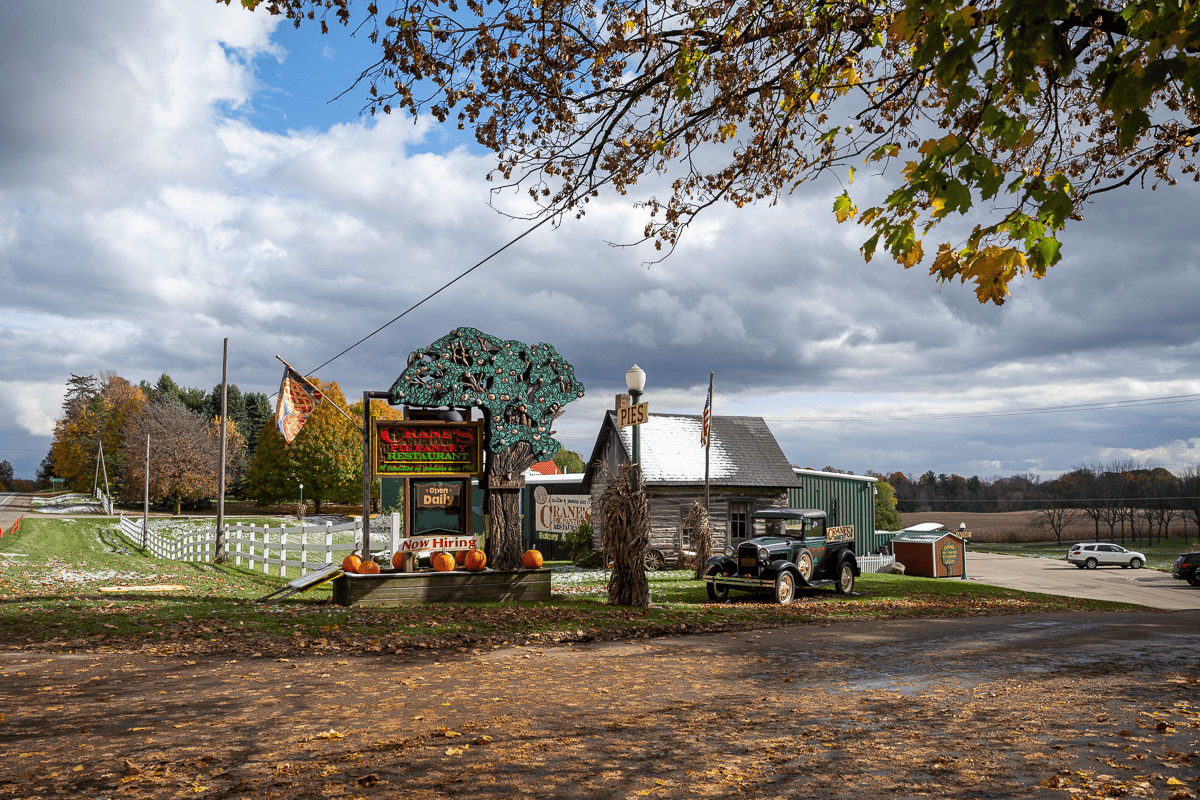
[684,500,711,580]
[600,462,650,608]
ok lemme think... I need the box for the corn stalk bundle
[600,462,650,608]
[684,500,711,580]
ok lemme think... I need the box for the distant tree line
[866,461,1200,545]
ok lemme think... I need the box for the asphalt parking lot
[964,550,1200,610]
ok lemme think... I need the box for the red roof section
[527,460,562,475]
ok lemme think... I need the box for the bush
[567,520,594,563]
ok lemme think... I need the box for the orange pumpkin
[342,553,362,573]
[359,559,381,575]
[454,549,468,566]
[522,549,544,569]
[391,551,407,569]
[463,549,487,571]
[431,551,456,572]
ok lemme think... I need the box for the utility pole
[215,338,228,562]
[142,434,150,550]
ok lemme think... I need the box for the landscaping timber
[332,568,552,606]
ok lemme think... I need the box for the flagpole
[275,355,363,431]
[704,371,713,520]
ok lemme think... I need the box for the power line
[301,199,577,378]
[762,393,1200,423]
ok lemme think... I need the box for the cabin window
[679,507,692,548]
[729,501,750,542]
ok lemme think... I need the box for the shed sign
[373,420,483,477]
[534,495,592,534]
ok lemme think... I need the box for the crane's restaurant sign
[373,420,483,477]
[534,495,592,535]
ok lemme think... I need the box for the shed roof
[583,412,798,489]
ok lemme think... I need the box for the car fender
[703,555,738,576]
[835,551,861,577]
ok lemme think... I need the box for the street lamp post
[299,483,304,517]
[625,365,646,492]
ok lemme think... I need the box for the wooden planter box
[332,568,552,607]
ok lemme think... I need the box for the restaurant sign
[373,420,483,477]
[534,494,592,534]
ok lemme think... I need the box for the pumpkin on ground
[342,553,363,573]
[522,549,544,569]
[431,551,456,572]
[463,549,487,571]
[358,559,381,575]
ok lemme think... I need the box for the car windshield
[760,518,806,538]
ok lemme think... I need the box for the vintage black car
[702,508,859,604]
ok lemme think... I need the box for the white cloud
[0,381,65,437]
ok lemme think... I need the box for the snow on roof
[616,414,735,483]
[526,473,586,485]
[607,413,797,487]
[793,468,879,483]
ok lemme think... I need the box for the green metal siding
[787,470,878,555]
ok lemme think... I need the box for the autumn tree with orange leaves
[243,381,403,513]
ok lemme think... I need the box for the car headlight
[758,547,770,561]
[723,546,734,558]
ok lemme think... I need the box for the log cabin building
[581,398,800,565]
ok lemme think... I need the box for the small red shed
[891,531,967,578]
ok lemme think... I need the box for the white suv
[1067,542,1146,570]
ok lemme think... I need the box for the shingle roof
[585,412,799,488]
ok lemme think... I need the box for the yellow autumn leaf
[719,122,737,140]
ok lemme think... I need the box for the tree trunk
[486,443,537,571]
[314,497,323,514]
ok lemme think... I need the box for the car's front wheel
[705,566,728,602]
[1085,557,1098,570]
[835,562,855,595]
[1129,557,1143,569]
[773,571,796,605]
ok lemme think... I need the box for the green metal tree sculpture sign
[389,327,585,569]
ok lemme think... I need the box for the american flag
[701,384,712,447]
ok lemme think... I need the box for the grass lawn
[0,517,1145,657]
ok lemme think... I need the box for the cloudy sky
[2,0,1199,482]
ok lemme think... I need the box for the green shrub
[567,520,594,563]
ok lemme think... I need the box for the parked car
[1171,552,1200,585]
[702,508,859,604]
[1067,542,1146,570]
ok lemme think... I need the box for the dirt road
[965,551,1200,610]
[3,611,1198,799]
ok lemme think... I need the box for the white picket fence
[117,513,405,577]
[93,487,112,515]
[858,553,897,573]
